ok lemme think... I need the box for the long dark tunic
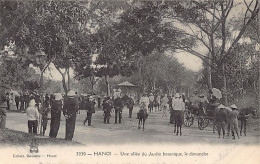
[63,97,78,141]
[49,100,62,138]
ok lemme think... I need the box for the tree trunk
[89,76,94,94]
[187,87,190,99]
[61,74,68,96]
[105,75,110,96]
[207,58,212,90]
[67,67,70,91]
[221,63,228,106]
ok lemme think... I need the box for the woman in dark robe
[49,93,63,138]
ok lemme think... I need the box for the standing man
[49,93,63,138]
[42,94,51,136]
[138,93,149,118]
[114,93,124,124]
[24,91,30,109]
[26,99,39,134]
[172,93,185,135]
[97,96,101,108]
[103,96,113,124]
[0,87,8,129]
[20,92,25,112]
[229,104,239,139]
[148,93,154,113]
[63,90,78,141]
[161,94,169,118]
[5,92,10,111]
[154,94,161,112]
[49,92,54,107]
[15,94,20,110]
[169,95,174,124]
[83,96,95,126]
[126,96,134,118]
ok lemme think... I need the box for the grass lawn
[0,128,82,146]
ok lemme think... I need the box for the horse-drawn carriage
[184,102,216,130]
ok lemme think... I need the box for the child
[26,99,39,134]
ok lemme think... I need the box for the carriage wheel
[198,116,206,130]
[184,110,194,127]
[203,118,210,128]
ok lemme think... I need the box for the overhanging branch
[220,2,259,62]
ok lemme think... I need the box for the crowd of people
[0,87,251,141]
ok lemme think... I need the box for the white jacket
[173,98,185,111]
[26,107,39,121]
[139,96,149,110]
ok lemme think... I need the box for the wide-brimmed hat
[226,107,232,112]
[218,104,226,109]
[67,90,76,97]
[175,93,180,98]
[198,94,205,98]
[29,99,36,107]
[230,104,238,109]
[55,93,63,101]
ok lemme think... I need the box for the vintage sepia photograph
[0,0,259,163]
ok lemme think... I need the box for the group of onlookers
[138,92,186,135]
[0,86,251,142]
[24,91,78,140]
[4,91,38,111]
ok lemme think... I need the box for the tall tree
[163,0,259,105]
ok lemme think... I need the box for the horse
[138,103,147,131]
[173,110,184,135]
[238,107,257,136]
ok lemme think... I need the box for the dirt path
[5,106,260,145]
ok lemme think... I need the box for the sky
[174,52,203,72]
[40,53,203,81]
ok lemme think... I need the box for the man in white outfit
[161,94,169,118]
[139,93,149,112]
[172,93,185,135]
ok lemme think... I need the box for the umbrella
[211,88,222,99]
[117,81,138,87]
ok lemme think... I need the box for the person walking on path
[24,91,30,109]
[20,92,25,112]
[154,94,161,112]
[114,93,124,124]
[148,93,154,113]
[229,104,240,139]
[161,94,169,118]
[138,93,149,119]
[172,93,185,135]
[103,96,113,124]
[98,96,101,108]
[169,95,175,124]
[5,92,10,111]
[126,96,134,118]
[83,96,95,126]
[15,94,20,110]
[41,94,51,136]
[26,99,39,134]
[0,88,8,129]
[63,90,78,141]
[49,93,63,138]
